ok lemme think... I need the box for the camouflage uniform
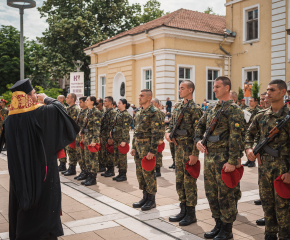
[98,108,105,168]
[65,104,80,166]
[244,105,261,130]
[76,108,89,170]
[0,107,9,136]
[112,110,132,170]
[59,104,68,164]
[241,105,248,110]
[100,108,117,169]
[82,107,102,174]
[194,100,244,223]
[156,110,165,168]
[166,99,203,206]
[132,105,162,194]
[245,105,290,238]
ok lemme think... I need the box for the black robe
[0,97,79,240]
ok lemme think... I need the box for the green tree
[141,0,165,23]
[35,86,63,99]
[238,87,244,101]
[251,80,261,102]
[204,7,214,14]
[1,84,13,105]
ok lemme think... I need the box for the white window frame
[98,74,106,99]
[241,66,260,87]
[177,65,195,101]
[141,66,153,90]
[206,67,222,103]
[243,3,260,44]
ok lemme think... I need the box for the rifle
[253,107,290,157]
[169,100,191,146]
[201,101,226,146]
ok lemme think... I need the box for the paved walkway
[0,133,265,239]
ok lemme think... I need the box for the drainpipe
[145,30,155,96]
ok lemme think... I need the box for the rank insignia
[235,123,240,128]
[97,121,99,123]
[195,120,198,124]
[155,123,159,126]
[125,123,127,125]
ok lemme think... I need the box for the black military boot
[169,202,186,222]
[242,159,250,166]
[98,165,106,173]
[58,162,66,172]
[63,164,76,176]
[213,222,233,240]
[113,170,120,181]
[265,235,277,240]
[248,160,256,167]
[116,170,127,182]
[104,167,115,177]
[76,169,88,181]
[85,173,97,186]
[141,193,156,211]
[254,199,262,205]
[155,167,161,177]
[133,190,147,208]
[204,218,222,239]
[169,162,175,169]
[179,206,197,226]
[256,217,265,226]
[81,172,91,185]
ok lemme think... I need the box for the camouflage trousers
[170,142,175,163]
[259,157,290,238]
[65,143,78,166]
[101,137,115,168]
[114,140,128,171]
[134,139,157,195]
[175,143,197,207]
[76,136,85,169]
[59,150,67,163]
[156,151,163,168]
[83,136,99,174]
[204,151,237,223]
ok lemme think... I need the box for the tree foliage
[1,84,13,105]
[251,80,261,102]
[238,87,244,101]
[35,86,63,99]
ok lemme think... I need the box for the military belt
[176,139,193,145]
[207,147,229,153]
[83,129,89,133]
[135,138,151,142]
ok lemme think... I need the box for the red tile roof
[85,9,226,50]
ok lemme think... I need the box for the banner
[70,72,84,104]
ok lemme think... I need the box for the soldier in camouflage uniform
[131,89,162,211]
[246,80,290,240]
[0,99,9,150]
[96,98,105,172]
[243,97,262,167]
[151,98,165,177]
[165,81,203,226]
[79,96,102,186]
[240,99,247,110]
[57,95,68,170]
[100,96,117,177]
[112,99,132,182]
[169,142,175,169]
[196,77,244,240]
[62,93,80,176]
[74,96,89,181]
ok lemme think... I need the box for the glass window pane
[254,9,258,19]
[208,82,212,100]
[146,81,149,89]
[248,10,253,20]
[102,86,105,98]
[254,20,258,39]
[247,71,252,81]
[253,71,258,81]
[145,70,149,80]
[149,70,152,79]
[185,68,190,79]
[179,68,184,79]
[208,70,212,80]
[247,22,253,40]
[214,70,219,79]
[102,77,106,85]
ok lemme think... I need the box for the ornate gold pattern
[9,91,42,115]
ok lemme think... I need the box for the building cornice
[85,26,235,56]
[225,0,243,7]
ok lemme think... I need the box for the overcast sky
[1,0,226,40]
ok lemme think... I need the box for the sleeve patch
[235,123,240,128]
[155,123,159,126]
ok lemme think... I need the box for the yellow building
[85,1,289,105]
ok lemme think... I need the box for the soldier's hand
[90,142,96,147]
[158,140,164,145]
[281,173,290,184]
[256,153,262,165]
[246,148,256,161]
[236,158,242,168]
[188,155,198,165]
[120,142,126,147]
[165,133,172,143]
[37,93,47,103]
[223,162,235,172]
[196,140,208,154]
[78,131,82,137]
[146,152,154,160]
[130,149,135,156]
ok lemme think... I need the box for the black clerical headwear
[10,78,33,94]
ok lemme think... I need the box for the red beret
[106,143,114,153]
[241,99,245,101]
[0,99,7,104]
[221,167,241,188]
[141,156,156,171]
[118,143,130,154]
[80,141,84,149]
[69,140,76,149]
[274,174,290,199]
[88,143,100,153]
[57,149,65,159]
[236,166,244,180]
[185,160,200,179]
[157,142,165,153]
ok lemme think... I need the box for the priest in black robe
[0,79,80,240]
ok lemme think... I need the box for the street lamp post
[7,0,36,80]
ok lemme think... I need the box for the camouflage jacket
[112,110,132,143]
[244,105,261,130]
[0,107,9,126]
[241,105,248,110]
[77,108,89,128]
[101,107,117,138]
[194,100,244,165]
[245,105,290,160]
[156,109,166,141]
[132,105,163,155]
[67,104,80,123]
[166,99,202,156]
[81,107,102,143]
